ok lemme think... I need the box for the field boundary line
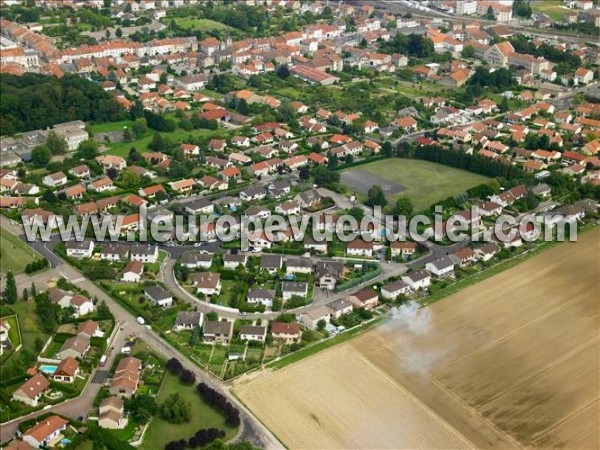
[364,332,523,449]
[352,349,480,450]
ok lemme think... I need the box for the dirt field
[234,229,599,449]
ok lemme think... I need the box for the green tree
[276,64,290,78]
[77,139,100,159]
[126,394,157,424]
[3,271,17,304]
[159,393,192,424]
[365,185,387,207]
[462,45,475,58]
[115,27,123,38]
[23,288,29,302]
[30,282,37,298]
[311,166,340,188]
[31,145,52,166]
[316,319,326,331]
[392,197,414,217]
[123,128,133,142]
[46,131,68,155]
[132,118,147,138]
[485,6,495,20]
[121,170,140,188]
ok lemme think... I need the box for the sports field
[531,0,570,21]
[0,228,39,274]
[235,229,599,448]
[341,159,490,210]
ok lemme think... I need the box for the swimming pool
[40,364,58,374]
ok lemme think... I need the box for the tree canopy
[0,73,124,135]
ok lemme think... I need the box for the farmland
[234,229,599,449]
[341,159,490,210]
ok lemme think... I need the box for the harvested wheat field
[234,229,599,449]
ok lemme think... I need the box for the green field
[342,159,490,210]
[530,0,570,20]
[143,372,237,450]
[171,17,232,31]
[0,229,40,274]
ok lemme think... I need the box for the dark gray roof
[315,260,343,279]
[184,197,212,212]
[247,288,276,299]
[65,239,93,250]
[144,285,172,302]
[174,311,202,327]
[282,282,308,293]
[327,298,352,312]
[382,280,409,292]
[181,252,212,265]
[428,256,454,271]
[286,258,312,268]
[239,325,267,336]
[260,254,282,269]
[130,244,156,256]
[203,320,233,336]
[100,242,130,256]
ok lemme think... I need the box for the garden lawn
[0,229,40,274]
[171,17,232,31]
[143,372,237,450]
[531,0,570,21]
[0,301,51,380]
[342,159,490,211]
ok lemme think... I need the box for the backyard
[0,229,41,274]
[143,372,237,450]
[170,17,233,31]
[341,159,490,210]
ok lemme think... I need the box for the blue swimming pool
[40,364,58,374]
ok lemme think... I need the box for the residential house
[76,320,103,339]
[99,243,130,261]
[348,288,379,310]
[65,240,94,259]
[12,373,50,407]
[53,357,80,383]
[474,242,501,261]
[130,244,159,263]
[223,253,247,269]
[173,311,203,332]
[22,415,69,449]
[239,325,267,343]
[425,256,455,278]
[260,255,283,274]
[180,252,213,269]
[346,239,373,257]
[193,272,221,296]
[402,270,432,290]
[381,280,411,300]
[144,285,173,308]
[286,258,313,275]
[202,320,234,344]
[184,198,214,215]
[56,335,90,360]
[390,241,418,259]
[327,299,353,319]
[295,189,322,208]
[42,171,67,188]
[247,288,276,308]
[299,305,332,330]
[110,356,142,398]
[98,397,126,429]
[282,282,308,301]
[121,261,144,283]
[270,322,302,344]
[315,260,343,290]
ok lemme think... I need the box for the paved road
[0,224,283,449]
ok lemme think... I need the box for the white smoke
[385,300,451,376]
[388,300,432,335]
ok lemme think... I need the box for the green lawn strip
[0,315,21,363]
[143,372,237,450]
[0,301,51,380]
[267,316,385,371]
[0,229,41,274]
[341,158,490,211]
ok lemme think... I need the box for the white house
[172,311,203,332]
[193,272,221,296]
[282,282,308,301]
[23,415,69,448]
[425,256,455,278]
[130,244,159,263]
[65,240,94,259]
[144,285,173,308]
[121,261,144,283]
[381,280,411,299]
[42,172,67,188]
[246,288,276,307]
[346,240,373,257]
[239,325,267,342]
[401,270,431,290]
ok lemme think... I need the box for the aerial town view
[0,0,598,449]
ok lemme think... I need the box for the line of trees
[398,144,528,181]
[196,383,241,427]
